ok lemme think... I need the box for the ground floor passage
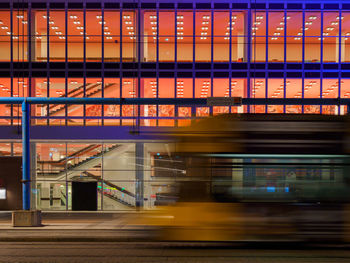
[0,141,346,211]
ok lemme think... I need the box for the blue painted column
[22,100,31,210]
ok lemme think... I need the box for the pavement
[2,242,350,263]
[0,211,154,242]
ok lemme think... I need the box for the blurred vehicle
[140,114,350,242]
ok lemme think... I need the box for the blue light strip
[0,97,348,106]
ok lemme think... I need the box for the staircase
[48,83,116,116]
[83,171,136,207]
[37,144,119,177]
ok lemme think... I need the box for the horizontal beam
[0,97,348,106]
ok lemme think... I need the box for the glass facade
[0,2,350,126]
[2,1,350,211]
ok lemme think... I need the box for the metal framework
[0,96,347,210]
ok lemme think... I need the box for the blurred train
[140,114,350,242]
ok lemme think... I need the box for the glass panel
[104,10,120,62]
[0,10,11,61]
[177,11,193,62]
[195,11,211,62]
[68,10,84,61]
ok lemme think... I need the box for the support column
[135,142,144,208]
[30,142,36,210]
[22,101,31,210]
[40,182,50,209]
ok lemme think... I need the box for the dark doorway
[0,157,22,210]
[72,181,97,211]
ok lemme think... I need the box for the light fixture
[0,188,6,200]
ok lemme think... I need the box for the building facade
[0,0,349,211]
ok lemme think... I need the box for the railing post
[22,100,31,210]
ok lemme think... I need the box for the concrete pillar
[40,181,50,209]
[52,183,62,209]
[135,142,144,208]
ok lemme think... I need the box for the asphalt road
[0,242,350,263]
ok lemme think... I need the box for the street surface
[0,242,350,263]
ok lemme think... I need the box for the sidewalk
[0,212,154,242]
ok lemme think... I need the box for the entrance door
[72,181,97,211]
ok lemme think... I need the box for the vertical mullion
[338,8,342,115]
[247,6,252,113]
[265,9,268,113]
[174,6,178,126]
[65,4,68,126]
[83,5,86,126]
[46,6,49,126]
[229,7,232,113]
[210,7,214,116]
[192,6,196,121]
[101,4,105,126]
[119,7,123,126]
[302,7,305,113]
[137,5,141,127]
[320,8,324,114]
[283,8,287,114]
[156,6,159,126]
[10,3,13,125]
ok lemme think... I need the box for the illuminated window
[177,11,193,62]
[195,11,211,62]
[0,10,11,61]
